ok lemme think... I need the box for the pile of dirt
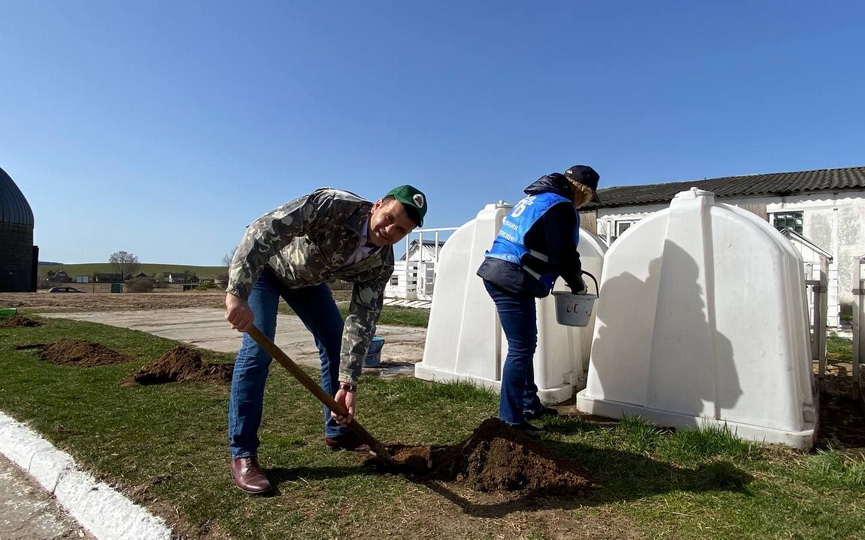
[374,418,593,495]
[38,338,134,367]
[0,315,42,328]
[822,369,857,397]
[132,345,233,385]
[816,393,865,451]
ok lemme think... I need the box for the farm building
[386,232,454,302]
[579,165,865,327]
[0,166,38,292]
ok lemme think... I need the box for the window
[772,212,803,234]
[615,220,638,237]
[599,219,641,245]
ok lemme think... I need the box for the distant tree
[109,251,140,280]
[222,246,237,267]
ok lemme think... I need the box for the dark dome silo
[0,166,37,292]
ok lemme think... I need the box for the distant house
[400,239,447,262]
[387,238,450,302]
[163,272,199,284]
[51,270,71,283]
[93,273,124,283]
[579,165,865,326]
[133,272,149,279]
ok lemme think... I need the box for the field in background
[38,262,227,280]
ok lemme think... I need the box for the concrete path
[0,452,94,539]
[2,308,427,538]
[40,308,427,368]
[0,412,171,540]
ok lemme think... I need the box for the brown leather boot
[230,457,272,494]
[325,431,371,452]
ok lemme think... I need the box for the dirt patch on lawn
[132,345,233,385]
[38,338,134,367]
[816,394,865,453]
[0,315,42,327]
[816,371,865,453]
[371,418,593,495]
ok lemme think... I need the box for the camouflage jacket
[227,188,395,383]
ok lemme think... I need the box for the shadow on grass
[263,441,752,517]
[264,465,381,495]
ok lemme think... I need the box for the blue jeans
[228,269,346,458]
[483,280,543,425]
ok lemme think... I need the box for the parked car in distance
[48,286,85,293]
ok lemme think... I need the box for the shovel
[245,325,394,464]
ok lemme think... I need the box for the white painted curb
[0,411,172,539]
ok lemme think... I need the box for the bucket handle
[582,271,599,297]
[557,271,599,297]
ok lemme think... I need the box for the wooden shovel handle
[245,325,393,462]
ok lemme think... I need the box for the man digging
[223,185,428,494]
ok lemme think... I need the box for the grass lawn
[1,317,864,539]
[827,332,854,364]
[280,301,430,327]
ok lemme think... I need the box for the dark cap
[386,185,427,226]
[564,165,601,204]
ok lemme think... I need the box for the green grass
[2,318,864,539]
[827,333,853,364]
[279,302,430,327]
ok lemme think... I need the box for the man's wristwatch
[339,382,357,393]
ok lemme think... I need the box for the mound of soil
[817,393,865,451]
[0,315,42,328]
[38,338,134,367]
[133,345,233,385]
[374,418,593,495]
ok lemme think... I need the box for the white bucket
[552,272,599,327]
[552,292,597,327]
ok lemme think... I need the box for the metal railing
[387,227,459,301]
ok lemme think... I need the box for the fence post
[403,236,411,300]
[811,258,829,392]
[852,255,864,404]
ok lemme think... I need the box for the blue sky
[2,1,863,265]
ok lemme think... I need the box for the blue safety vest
[486,192,578,290]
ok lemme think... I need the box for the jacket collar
[345,201,374,238]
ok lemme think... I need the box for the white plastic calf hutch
[415,202,607,403]
[577,188,818,449]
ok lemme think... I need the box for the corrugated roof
[585,166,865,209]
[0,166,34,227]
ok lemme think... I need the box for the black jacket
[477,174,584,297]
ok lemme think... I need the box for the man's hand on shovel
[332,384,356,426]
[242,325,396,464]
[224,293,254,332]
